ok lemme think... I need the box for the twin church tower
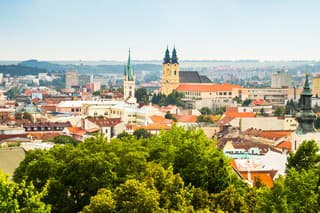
[161,47,180,95]
[123,47,180,103]
[123,47,210,102]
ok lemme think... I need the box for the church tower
[291,72,320,151]
[123,49,136,104]
[161,46,180,95]
[295,73,317,134]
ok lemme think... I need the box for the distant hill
[0,65,47,76]
[17,59,162,74]
[19,60,64,72]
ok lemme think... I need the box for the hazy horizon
[1,0,320,61]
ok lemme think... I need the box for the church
[161,47,212,95]
[123,49,137,104]
[291,73,320,150]
[160,47,242,109]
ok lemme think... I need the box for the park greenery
[151,91,185,107]
[0,127,319,212]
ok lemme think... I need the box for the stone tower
[123,49,136,103]
[161,46,180,95]
[295,73,317,134]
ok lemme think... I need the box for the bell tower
[161,46,180,95]
[123,49,136,104]
[295,73,317,134]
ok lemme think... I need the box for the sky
[1,0,320,61]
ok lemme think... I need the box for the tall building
[295,73,317,134]
[66,70,79,90]
[123,50,136,103]
[161,47,180,95]
[292,73,320,150]
[0,73,3,84]
[161,47,212,95]
[311,75,320,97]
[271,70,292,88]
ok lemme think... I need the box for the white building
[271,70,292,88]
[123,50,136,104]
[66,70,79,90]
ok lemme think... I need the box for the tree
[197,115,213,123]
[93,90,100,96]
[117,131,131,139]
[200,107,212,115]
[242,99,251,106]
[114,179,160,212]
[82,188,115,213]
[50,135,80,146]
[135,88,149,105]
[260,108,266,116]
[256,169,319,212]
[165,111,177,121]
[274,106,285,117]
[0,170,51,212]
[287,140,320,172]
[133,128,152,139]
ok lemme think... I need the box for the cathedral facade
[161,47,212,96]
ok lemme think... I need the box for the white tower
[123,49,136,104]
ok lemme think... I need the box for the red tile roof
[174,115,197,123]
[276,140,292,151]
[240,171,274,187]
[245,129,292,140]
[149,115,173,124]
[176,83,241,92]
[224,112,255,118]
[216,116,234,126]
[67,127,86,136]
[88,118,122,127]
[0,134,29,142]
[27,132,60,140]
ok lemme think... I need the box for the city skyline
[1,0,320,61]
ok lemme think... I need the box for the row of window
[184,91,232,96]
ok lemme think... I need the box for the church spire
[171,46,179,64]
[295,72,317,134]
[124,49,134,81]
[163,46,171,64]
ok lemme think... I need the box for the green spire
[301,72,311,95]
[124,49,134,81]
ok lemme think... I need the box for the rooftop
[176,83,241,92]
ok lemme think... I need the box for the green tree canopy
[287,140,320,172]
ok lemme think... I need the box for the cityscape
[0,1,320,212]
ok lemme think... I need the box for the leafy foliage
[49,135,80,146]
[12,127,320,212]
[0,170,51,212]
[135,88,150,105]
[287,140,320,172]
[274,106,285,116]
[151,91,185,107]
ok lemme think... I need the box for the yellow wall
[312,77,320,91]
[161,63,179,95]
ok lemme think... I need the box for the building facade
[248,88,288,105]
[66,70,79,90]
[271,70,291,88]
[160,47,212,96]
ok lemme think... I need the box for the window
[174,71,176,75]
[229,92,232,95]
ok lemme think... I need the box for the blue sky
[1,0,320,61]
